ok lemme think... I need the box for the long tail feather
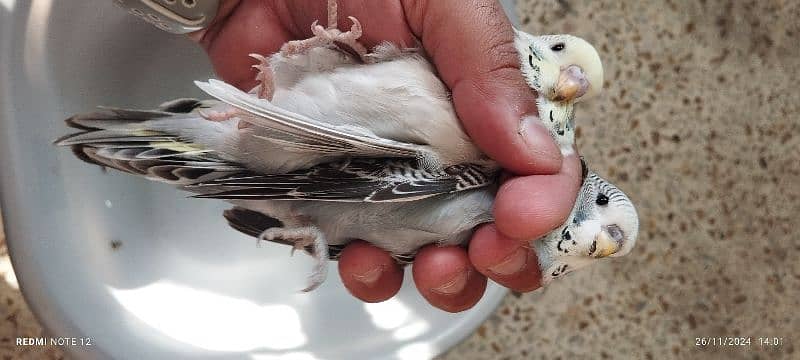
[56,99,245,185]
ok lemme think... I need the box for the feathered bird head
[535,167,639,284]
[514,31,604,103]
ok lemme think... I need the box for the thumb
[402,0,562,175]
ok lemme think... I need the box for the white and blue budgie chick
[56,0,637,291]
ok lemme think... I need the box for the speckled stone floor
[441,0,799,359]
[0,213,65,359]
[1,0,799,359]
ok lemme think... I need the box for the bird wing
[194,79,442,169]
[57,98,494,201]
[191,158,496,203]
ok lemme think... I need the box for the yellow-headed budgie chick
[56,0,635,292]
[515,30,604,155]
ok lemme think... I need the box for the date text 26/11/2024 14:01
[694,337,785,348]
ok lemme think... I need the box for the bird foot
[199,108,240,122]
[200,108,253,130]
[280,0,369,62]
[329,17,369,60]
[258,226,329,292]
[249,53,275,100]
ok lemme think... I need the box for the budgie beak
[553,65,590,102]
[592,224,625,258]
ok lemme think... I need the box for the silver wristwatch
[113,0,221,34]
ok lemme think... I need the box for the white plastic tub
[0,1,517,359]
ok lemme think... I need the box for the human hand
[190,0,582,312]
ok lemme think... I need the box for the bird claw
[344,16,363,39]
[290,241,306,256]
[249,53,268,64]
[280,26,329,57]
[332,17,368,60]
[248,53,275,100]
[310,21,329,39]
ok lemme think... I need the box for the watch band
[113,0,220,34]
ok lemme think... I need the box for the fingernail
[520,115,562,162]
[431,269,471,295]
[488,247,529,276]
[351,265,385,286]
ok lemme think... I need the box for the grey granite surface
[441,0,799,359]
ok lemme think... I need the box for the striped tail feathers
[55,99,246,186]
[60,98,209,131]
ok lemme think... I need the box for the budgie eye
[596,193,609,206]
[551,42,565,52]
